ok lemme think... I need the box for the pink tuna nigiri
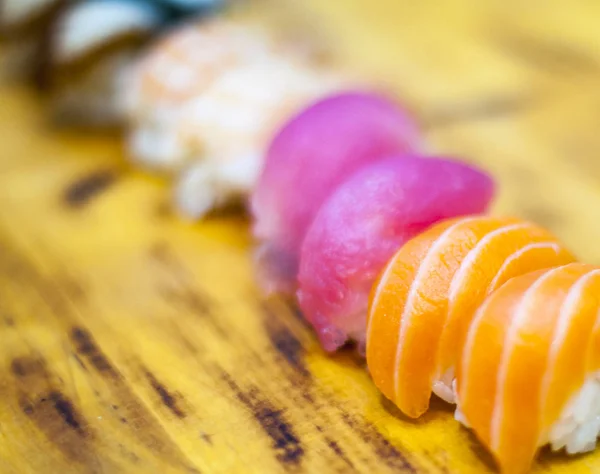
[297,156,495,352]
[250,91,422,294]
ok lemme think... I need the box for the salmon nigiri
[297,157,495,353]
[366,215,576,418]
[456,263,600,474]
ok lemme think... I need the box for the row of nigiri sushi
[9,8,597,471]
[246,83,600,472]
[0,0,230,126]
[222,45,600,471]
[366,215,600,473]
[252,109,600,473]
[123,16,499,351]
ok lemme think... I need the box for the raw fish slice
[456,263,600,474]
[296,156,495,353]
[366,215,575,419]
[251,92,422,294]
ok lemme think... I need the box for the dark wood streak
[340,413,417,473]
[9,355,95,466]
[48,391,85,434]
[63,169,118,208]
[11,356,47,378]
[70,327,119,377]
[261,302,317,405]
[143,369,187,419]
[72,353,89,372]
[324,437,356,470]
[69,328,201,472]
[20,392,93,463]
[262,309,309,378]
[0,234,204,472]
[222,372,304,468]
[10,355,53,396]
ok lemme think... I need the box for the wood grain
[1,1,600,473]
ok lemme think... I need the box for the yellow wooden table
[1,1,600,473]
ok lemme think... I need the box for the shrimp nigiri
[121,18,277,171]
[251,91,422,294]
[122,16,336,172]
[297,156,495,353]
[366,215,575,418]
[456,263,600,474]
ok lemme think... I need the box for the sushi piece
[122,16,332,171]
[366,215,576,419]
[297,156,496,353]
[122,17,271,134]
[456,263,600,473]
[251,92,422,294]
[44,0,168,126]
[173,59,342,219]
[0,0,229,122]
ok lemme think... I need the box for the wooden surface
[1,1,600,473]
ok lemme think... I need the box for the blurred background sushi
[0,0,352,218]
[0,0,231,127]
